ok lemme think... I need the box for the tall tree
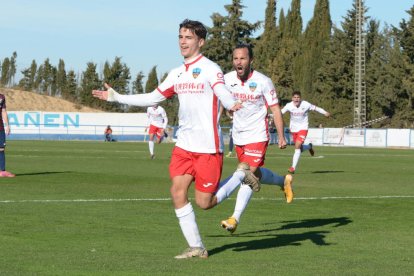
[62,70,78,102]
[145,66,158,93]
[254,0,278,76]
[80,62,101,108]
[56,59,67,97]
[0,58,10,87]
[9,52,17,87]
[299,0,332,97]
[204,0,260,72]
[271,0,303,99]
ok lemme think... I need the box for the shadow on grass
[311,170,345,174]
[208,217,352,256]
[15,171,72,176]
[209,231,331,255]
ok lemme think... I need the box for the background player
[282,91,330,174]
[0,93,15,177]
[145,104,168,159]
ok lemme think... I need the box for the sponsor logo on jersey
[192,68,201,79]
[175,82,205,94]
[249,82,257,92]
[203,183,213,188]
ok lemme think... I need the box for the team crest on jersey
[249,82,257,92]
[192,68,201,79]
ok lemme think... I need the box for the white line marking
[0,195,412,204]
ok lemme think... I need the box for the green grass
[0,140,413,275]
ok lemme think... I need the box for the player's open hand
[92,83,111,101]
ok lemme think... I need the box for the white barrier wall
[305,128,413,148]
[7,111,414,148]
[9,111,149,135]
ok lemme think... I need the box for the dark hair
[179,19,207,40]
[234,43,254,59]
[292,91,301,97]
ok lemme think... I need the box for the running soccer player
[92,19,255,259]
[216,44,293,234]
[282,91,330,174]
[145,104,168,159]
[0,93,15,177]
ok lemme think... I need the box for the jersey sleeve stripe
[158,86,176,99]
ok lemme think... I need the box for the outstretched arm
[314,106,330,118]
[92,83,166,106]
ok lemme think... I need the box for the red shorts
[148,124,164,139]
[235,141,268,168]
[292,130,308,143]
[169,146,223,193]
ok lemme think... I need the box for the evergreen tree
[56,59,67,97]
[132,71,145,94]
[62,70,78,102]
[0,58,10,87]
[300,0,332,97]
[80,62,101,108]
[254,0,278,76]
[204,0,260,72]
[271,0,303,99]
[103,57,131,95]
[145,66,158,93]
[30,60,37,90]
[128,71,146,113]
[9,52,17,87]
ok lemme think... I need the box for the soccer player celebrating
[216,44,293,233]
[92,19,252,259]
[145,104,168,159]
[282,91,330,174]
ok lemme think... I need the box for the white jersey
[110,54,236,154]
[281,100,316,132]
[147,106,168,129]
[224,70,279,145]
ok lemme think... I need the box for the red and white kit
[107,54,236,192]
[147,105,168,138]
[224,70,279,166]
[282,100,328,142]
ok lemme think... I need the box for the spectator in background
[268,116,277,145]
[104,125,113,142]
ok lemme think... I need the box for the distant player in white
[92,20,253,259]
[214,44,294,234]
[145,104,168,159]
[282,91,330,174]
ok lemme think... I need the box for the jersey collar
[183,54,203,71]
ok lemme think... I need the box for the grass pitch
[0,140,413,275]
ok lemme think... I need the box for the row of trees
[1,0,413,128]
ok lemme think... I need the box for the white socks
[292,148,301,169]
[215,170,245,204]
[175,202,204,248]
[232,184,253,222]
[148,140,154,155]
[259,167,284,188]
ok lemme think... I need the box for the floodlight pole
[353,0,367,128]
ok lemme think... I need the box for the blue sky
[0,0,412,83]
